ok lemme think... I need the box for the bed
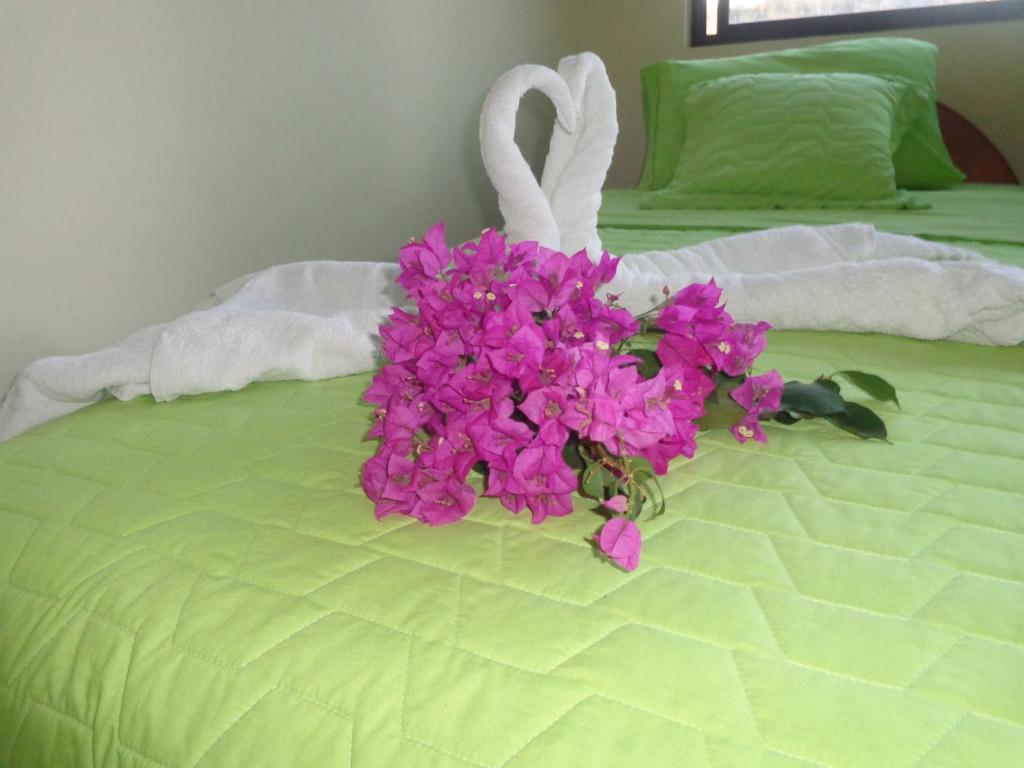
[3,43,1024,768]
[2,184,1021,768]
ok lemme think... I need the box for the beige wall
[0,1,585,393]
[581,1,1024,188]
[3,2,1020,394]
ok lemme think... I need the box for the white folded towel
[2,224,1022,442]
[479,64,576,250]
[0,261,402,441]
[611,225,1024,346]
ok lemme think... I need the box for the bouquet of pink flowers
[362,225,895,570]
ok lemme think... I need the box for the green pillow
[637,37,964,192]
[640,72,922,210]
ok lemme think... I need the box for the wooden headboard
[937,103,1019,184]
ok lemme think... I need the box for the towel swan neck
[541,53,618,259]
[479,64,576,250]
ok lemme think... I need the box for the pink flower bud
[602,495,628,514]
[596,517,642,571]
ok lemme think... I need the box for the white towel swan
[479,64,576,250]
[541,53,618,257]
[479,53,618,257]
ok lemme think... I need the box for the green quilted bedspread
[2,330,1022,767]
[600,183,1024,267]
[3,197,1024,766]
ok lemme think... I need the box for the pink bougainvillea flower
[639,430,693,474]
[361,452,389,502]
[483,448,517,497]
[736,321,773,363]
[437,360,512,418]
[486,324,545,379]
[603,495,628,513]
[585,302,641,345]
[730,369,784,416]
[379,309,433,364]
[417,417,478,483]
[671,278,723,317]
[656,332,713,369]
[655,302,698,335]
[466,398,534,463]
[415,348,462,390]
[397,222,451,297]
[380,453,418,500]
[479,300,535,346]
[525,491,574,523]
[594,250,620,283]
[453,228,508,277]
[364,361,422,409]
[546,305,588,347]
[381,404,422,455]
[363,222,792,569]
[413,477,476,525]
[706,321,773,376]
[658,278,727,333]
[519,386,573,445]
[509,444,578,499]
[618,383,676,452]
[519,346,577,392]
[582,396,621,449]
[661,365,716,404]
[596,517,642,571]
[730,414,768,444]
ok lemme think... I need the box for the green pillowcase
[640,72,923,211]
[638,37,964,192]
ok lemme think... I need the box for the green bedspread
[601,183,1024,267]
[2,195,1023,767]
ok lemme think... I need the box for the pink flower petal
[603,495,628,514]
[596,517,642,571]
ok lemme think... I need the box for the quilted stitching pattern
[663,72,907,205]
[1,334,1022,766]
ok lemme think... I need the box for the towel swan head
[479,64,576,251]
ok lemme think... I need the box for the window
[692,0,1024,46]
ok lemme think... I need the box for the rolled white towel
[609,225,1024,346]
[3,226,1021,442]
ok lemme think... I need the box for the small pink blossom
[730,370,784,416]
[730,414,768,444]
[596,517,643,571]
[603,495,628,513]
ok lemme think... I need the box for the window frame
[691,0,1024,47]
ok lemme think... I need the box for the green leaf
[698,399,746,430]
[772,410,801,425]
[699,399,746,430]
[626,455,656,482]
[825,401,889,441]
[814,377,841,394]
[622,332,663,352]
[562,440,585,471]
[834,371,900,408]
[710,373,745,401]
[582,464,608,498]
[780,380,846,417]
[628,486,645,520]
[632,349,662,379]
[640,476,666,519]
